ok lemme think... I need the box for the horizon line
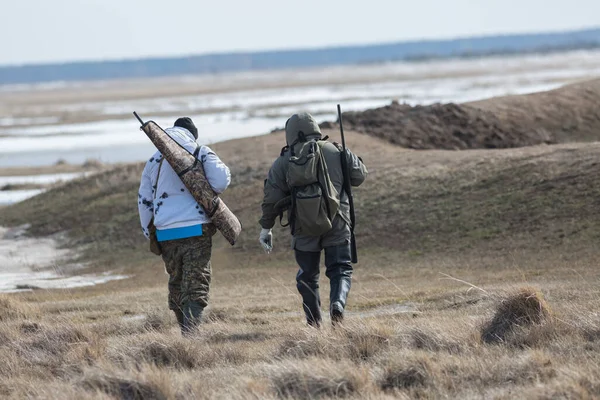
[1,24,599,69]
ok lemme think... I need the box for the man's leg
[295,250,322,327]
[180,225,215,335]
[325,242,353,325]
[161,241,185,333]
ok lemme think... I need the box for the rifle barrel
[337,104,358,263]
[133,111,144,125]
[337,104,347,150]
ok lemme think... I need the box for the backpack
[286,138,340,236]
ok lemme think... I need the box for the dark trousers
[295,242,353,325]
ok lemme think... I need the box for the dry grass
[0,269,598,399]
[3,94,600,397]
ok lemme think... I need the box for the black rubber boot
[173,309,185,333]
[295,250,322,327]
[329,276,351,325]
[325,243,353,326]
[297,281,322,327]
[181,301,204,336]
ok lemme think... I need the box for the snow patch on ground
[0,225,128,292]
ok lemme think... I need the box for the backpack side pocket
[293,184,332,236]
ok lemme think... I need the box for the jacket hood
[285,113,322,145]
[165,126,198,154]
[167,126,196,141]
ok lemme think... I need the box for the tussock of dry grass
[208,330,271,343]
[380,357,433,393]
[91,316,173,338]
[404,327,464,353]
[516,376,600,400]
[26,325,90,355]
[141,312,171,332]
[82,374,168,400]
[279,321,393,362]
[0,295,37,321]
[107,330,258,371]
[12,322,97,379]
[19,321,42,334]
[481,287,551,344]
[271,359,369,399]
[108,335,201,369]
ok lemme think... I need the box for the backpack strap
[153,157,164,201]
[192,144,201,158]
[177,144,202,177]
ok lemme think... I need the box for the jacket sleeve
[138,162,154,239]
[346,149,368,187]
[201,146,231,194]
[259,157,289,229]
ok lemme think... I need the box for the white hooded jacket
[137,126,231,239]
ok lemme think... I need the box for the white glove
[259,228,273,253]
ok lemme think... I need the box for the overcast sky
[1,0,599,66]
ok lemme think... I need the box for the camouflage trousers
[160,224,216,311]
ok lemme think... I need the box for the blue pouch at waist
[156,224,203,242]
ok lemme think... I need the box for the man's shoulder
[199,145,216,156]
[266,154,287,178]
[145,151,162,166]
[320,141,341,154]
[198,146,223,165]
[274,152,289,166]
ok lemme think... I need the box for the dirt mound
[340,101,550,150]
[340,79,600,150]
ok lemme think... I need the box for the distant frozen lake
[1,50,600,168]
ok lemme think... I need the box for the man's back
[138,126,231,238]
[260,139,367,235]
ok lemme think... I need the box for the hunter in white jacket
[138,126,231,240]
[137,117,231,335]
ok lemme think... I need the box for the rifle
[337,104,358,263]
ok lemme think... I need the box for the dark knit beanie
[174,117,198,139]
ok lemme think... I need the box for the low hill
[340,79,600,149]
[2,128,600,268]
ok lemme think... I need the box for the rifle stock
[337,104,358,263]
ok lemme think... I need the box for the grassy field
[2,110,600,396]
[2,130,600,398]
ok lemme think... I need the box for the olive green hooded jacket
[259,112,368,251]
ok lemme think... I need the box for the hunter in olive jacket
[260,112,368,252]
